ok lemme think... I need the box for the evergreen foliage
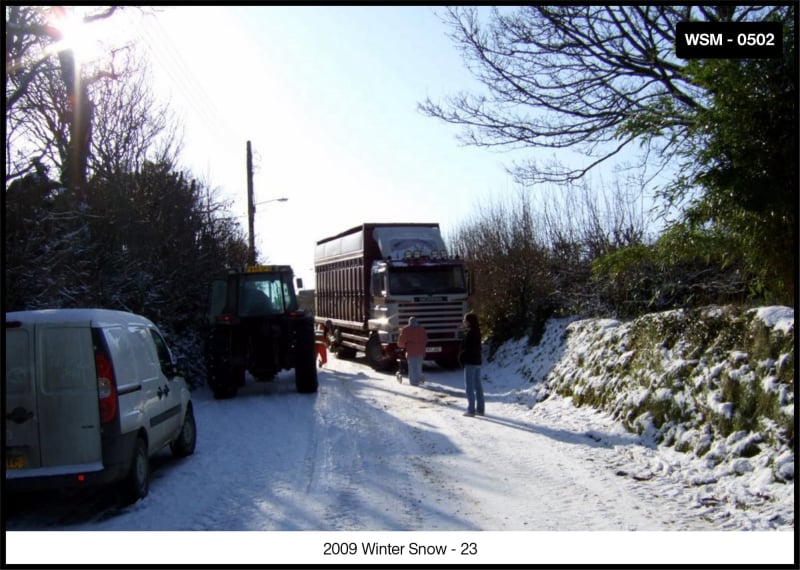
[4,7,248,384]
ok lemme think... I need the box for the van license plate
[5,455,24,469]
[425,346,442,353]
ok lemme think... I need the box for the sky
[75,4,657,287]
[5,309,794,566]
[120,6,519,285]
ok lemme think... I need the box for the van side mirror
[164,357,188,379]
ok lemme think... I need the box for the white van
[5,308,196,504]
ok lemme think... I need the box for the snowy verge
[485,305,795,530]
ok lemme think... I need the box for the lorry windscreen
[387,266,466,295]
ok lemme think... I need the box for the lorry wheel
[335,346,357,359]
[120,437,149,505]
[333,329,356,359]
[366,334,394,371]
[170,406,197,458]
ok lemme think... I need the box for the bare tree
[451,190,553,346]
[89,45,182,181]
[450,175,658,343]
[5,5,129,197]
[420,5,784,185]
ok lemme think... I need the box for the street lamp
[253,197,288,211]
[247,196,288,266]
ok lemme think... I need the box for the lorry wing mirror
[296,277,304,290]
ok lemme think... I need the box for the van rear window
[40,328,94,392]
[5,329,31,394]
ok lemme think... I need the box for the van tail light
[95,352,118,424]
[215,313,239,325]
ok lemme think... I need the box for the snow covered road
[5,354,794,565]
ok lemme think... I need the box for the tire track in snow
[390,376,704,531]
[309,369,427,530]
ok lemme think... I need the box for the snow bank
[485,304,795,528]
[752,306,795,335]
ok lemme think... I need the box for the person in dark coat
[458,312,484,416]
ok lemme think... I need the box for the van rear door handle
[6,407,34,424]
[157,385,170,399]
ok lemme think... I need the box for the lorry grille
[397,301,464,340]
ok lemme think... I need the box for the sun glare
[44,6,122,67]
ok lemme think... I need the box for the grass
[545,304,794,474]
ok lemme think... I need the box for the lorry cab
[367,254,468,367]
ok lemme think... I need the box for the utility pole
[246,141,288,266]
[246,140,255,266]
